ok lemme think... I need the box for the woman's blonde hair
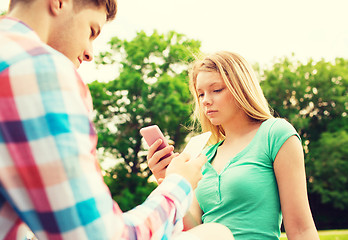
[189,51,273,144]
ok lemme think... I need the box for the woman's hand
[147,139,178,184]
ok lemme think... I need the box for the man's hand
[166,153,207,190]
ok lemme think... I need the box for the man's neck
[7,3,50,43]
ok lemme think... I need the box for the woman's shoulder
[266,118,299,138]
[262,118,301,161]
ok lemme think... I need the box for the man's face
[47,4,107,68]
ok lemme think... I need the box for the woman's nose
[202,94,212,106]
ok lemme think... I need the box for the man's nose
[83,45,93,62]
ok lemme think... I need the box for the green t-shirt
[195,118,300,240]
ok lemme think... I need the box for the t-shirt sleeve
[268,118,301,161]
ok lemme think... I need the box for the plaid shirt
[0,17,192,240]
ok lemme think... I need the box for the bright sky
[2,0,348,83]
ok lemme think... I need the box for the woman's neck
[222,114,261,145]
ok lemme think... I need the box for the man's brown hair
[9,0,117,21]
[74,0,117,21]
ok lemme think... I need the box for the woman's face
[196,71,240,126]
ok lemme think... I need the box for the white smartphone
[140,125,173,160]
[182,131,212,160]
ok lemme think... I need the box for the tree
[89,30,201,210]
[309,130,348,209]
[103,163,158,211]
[260,55,348,228]
[261,56,347,138]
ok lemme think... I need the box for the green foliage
[309,130,348,209]
[89,30,201,209]
[260,56,348,211]
[280,229,348,240]
[103,163,157,211]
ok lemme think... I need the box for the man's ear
[49,0,70,16]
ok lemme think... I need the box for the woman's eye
[198,93,204,98]
[214,88,223,93]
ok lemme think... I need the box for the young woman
[147,51,320,240]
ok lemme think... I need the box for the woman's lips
[206,110,218,116]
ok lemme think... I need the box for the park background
[1,0,347,238]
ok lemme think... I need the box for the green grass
[280,230,348,240]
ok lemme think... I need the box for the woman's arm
[274,135,319,240]
[183,193,203,230]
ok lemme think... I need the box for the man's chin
[74,62,81,69]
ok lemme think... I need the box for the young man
[0,0,234,239]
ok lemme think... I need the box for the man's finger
[158,178,164,184]
[172,152,190,163]
[189,153,208,168]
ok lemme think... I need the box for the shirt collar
[0,16,41,42]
